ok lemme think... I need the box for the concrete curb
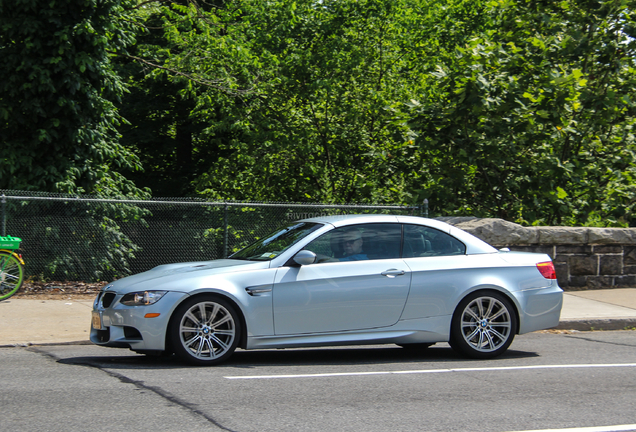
[0,340,92,348]
[555,318,636,331]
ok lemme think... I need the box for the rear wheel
[0,252,24,301]
[449,291,517,359]
[169,295,240,366]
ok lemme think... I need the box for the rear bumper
[514,283,563,334]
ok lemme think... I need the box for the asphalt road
[2,331,636,432]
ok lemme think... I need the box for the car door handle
[381,269,406,278]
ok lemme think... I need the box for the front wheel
[0,252,24,301]
[168,295,241,366]
[449,291,517,359]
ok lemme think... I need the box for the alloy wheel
[459,296,512,353]
[178,300,237,362]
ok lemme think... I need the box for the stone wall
[439,217,636,291]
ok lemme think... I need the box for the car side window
[304,223,402,263]
[402,224,466,257]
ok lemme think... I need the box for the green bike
[0,236,24,301]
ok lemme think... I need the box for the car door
[272,223,411,335]
[400,224,470,319]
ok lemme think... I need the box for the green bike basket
[0,236,22,250]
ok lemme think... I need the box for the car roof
[299,214,450,231]
[299,214,401,227]
[297,214,497,254]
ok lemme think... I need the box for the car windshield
[230,222,322,261]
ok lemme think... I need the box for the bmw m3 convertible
[91,214,563,365]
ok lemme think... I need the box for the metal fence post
[422,199,429,218]
[1,194,6,236]
[223,203,229,258]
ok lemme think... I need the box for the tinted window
[304,223,402,263]
[402,224,466,257]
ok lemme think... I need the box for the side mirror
[293,250,316,266]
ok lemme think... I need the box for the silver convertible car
[91,215,563,365]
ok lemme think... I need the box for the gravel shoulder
[13,281,104,301]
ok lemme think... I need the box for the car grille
[102,292,116,308]
[96,291,116,308]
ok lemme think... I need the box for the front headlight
[120,291,167,306]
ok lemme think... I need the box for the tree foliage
[0,0,154,282]
[117,0,432,203]
[0,0,148,198]
[3,0,636,227]
[113,0,256,196]
[409,0,636,225]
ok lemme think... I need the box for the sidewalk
[0,297,94,346]
[1,289,635,346]
[555,288,636,331]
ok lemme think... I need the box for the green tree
[104,0,636,228]
[0,0,154,281]
[116,0,436,203]
[409,0,636,225]
[113,0,256,197]
[182,0,432,203]
[0,0,148,198]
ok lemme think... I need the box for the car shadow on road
[228,345,540,368]
[56,344,539,370]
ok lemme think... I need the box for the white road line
[224,362,636,380]
[506,424,636,432]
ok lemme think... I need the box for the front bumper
[90,290,188,351]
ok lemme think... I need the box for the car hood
[104,259,270,294]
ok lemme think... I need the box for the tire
[0,252,24,301]
[168,295,241,366]
[449,291,517,359]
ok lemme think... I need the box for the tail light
[536,261,557,279]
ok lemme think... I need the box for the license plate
[92,311,103,330]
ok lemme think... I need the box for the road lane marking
[224,362,636,380]
[507,424,636,432]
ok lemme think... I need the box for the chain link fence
[1,190,425,282]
